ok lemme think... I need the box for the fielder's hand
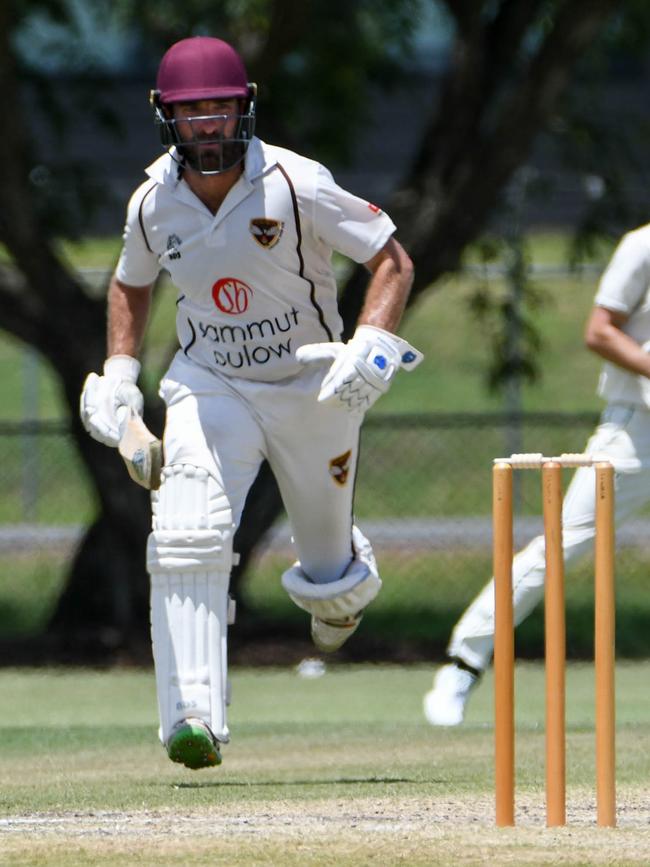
[80,355,144,447]
[295,324,423,413]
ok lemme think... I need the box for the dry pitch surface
[1,664,649,866]
[2,793,650,866]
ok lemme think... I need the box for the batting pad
[282,558,382,620]
[281,524,381,620]
[147,464,236,745]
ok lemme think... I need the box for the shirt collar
[144,151,180,186]
[244,137,275,180]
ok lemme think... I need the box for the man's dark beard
[177,138,246,173]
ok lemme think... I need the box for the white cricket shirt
[116,138,396,382]
[594,223,650,408]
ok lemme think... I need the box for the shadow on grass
[167,775,429,790]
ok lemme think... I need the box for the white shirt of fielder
[438,223,650,693]
[116,138,396,382]
[595,224,650,408]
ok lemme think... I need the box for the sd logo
[212,277,253,314]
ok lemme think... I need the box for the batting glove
[295,324,423,414]
[80,355,144,447]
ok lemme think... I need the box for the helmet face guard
[150,88,256,175]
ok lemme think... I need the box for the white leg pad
[147,464,235,745]
[281,526,382,620]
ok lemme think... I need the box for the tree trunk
[38,290,165,655]
[47,412,158,657]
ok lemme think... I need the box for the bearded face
[162,98,254,175]
[176,133,247,174]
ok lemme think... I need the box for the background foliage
[3,0,650,659]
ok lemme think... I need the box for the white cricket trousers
[159,351,365,583]
[448,403,650,672]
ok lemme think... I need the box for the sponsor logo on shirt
[166,233,182,259]
[212,277,253,314]
[189,306,301,370]
[249,218,284,249]
[329,449,352,486]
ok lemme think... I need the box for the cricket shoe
[311,613,362,652]
[423,662,480,727]
[166,718,222,770]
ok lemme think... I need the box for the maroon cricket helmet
[156,36,251,104]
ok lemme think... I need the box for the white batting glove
[79,355,144,447]
[295,325,423,413]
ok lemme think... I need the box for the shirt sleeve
[114,182,161,287]
[312,164,396,263]
[594,230,650,314]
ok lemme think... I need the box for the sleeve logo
[249,218,284,249]
[166,233,182,259]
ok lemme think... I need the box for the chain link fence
[0,410,606,536]
[2,413,649,654]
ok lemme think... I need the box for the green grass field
[1,663,649,865]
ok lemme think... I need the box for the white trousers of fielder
[448,403,650,672]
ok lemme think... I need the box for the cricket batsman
[79,36,422,769]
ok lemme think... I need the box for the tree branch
[249,0,309,75]
[340,0,619,323]
[483,0,547,96]
[442,0,482,36]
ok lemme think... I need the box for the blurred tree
[0,0,630,655]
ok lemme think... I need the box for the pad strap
[147,528,234,572]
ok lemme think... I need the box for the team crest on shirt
[329,450,352,486]
[249,218,284,249]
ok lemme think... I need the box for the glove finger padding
[297,325,423,413]
[115,381,144,417]
[294,343,342,365]
[80,372,119,447]
[79,355,143,448]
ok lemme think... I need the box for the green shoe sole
[167,720,222,770]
